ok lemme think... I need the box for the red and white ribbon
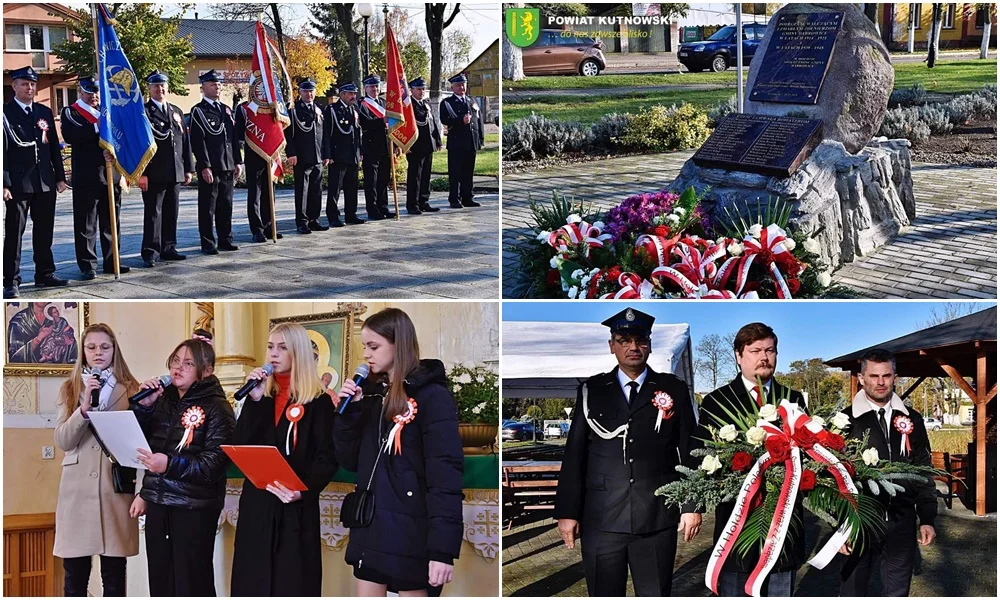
[651,391,674,432]
[383,398,418,455]
[894,415,913,456]
[285,403,305,455]
[600,272,653,299]
[176,406,206,451]
[546,217,612,257]
[739,224,795,299]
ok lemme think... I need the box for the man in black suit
[323,82,363,227]
[284,78,326,234]
[840,348,936,597]
[190,69,243,254]
[358,75,393,220]
[555,307,702,596]
[404,77,441,215]
[138,70,194,267]
[438,73,483,209]
[697,322,806,597]
[61,76,129,278]
[3,66,68,298]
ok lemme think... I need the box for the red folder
[222,445,308,492]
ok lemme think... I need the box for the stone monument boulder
[744,3,894,154]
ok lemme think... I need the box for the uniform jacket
[439,94,483,153]
[190,99,242,172]
[697,376,807,573]
[555,367,698,535]
[61,104,117,190]
[53,384,140,558]
[3,100,64,193]
[142,99,194,184]
[334,359,464,584]
[844,392,937,527]
[409,97,441,156]
[132,375,235,512]
[358,96,389,159]
[323,99,361,165]
[284,99,324,167]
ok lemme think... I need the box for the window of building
[911,4,922,29]
[54,86,78,115]
[976,6,990,29]
[49,27,67,50]
[4,24,68,68]
[5,24,26,49]
[943,4,956,29]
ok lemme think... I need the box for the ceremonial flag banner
[385,24,418,152]
[245,20,291,176]
[94,3,155,184]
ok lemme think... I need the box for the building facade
[878,3,997,50]
[2,3,83,115]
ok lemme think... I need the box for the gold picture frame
[4,302,92,376]
[269,310,354,392]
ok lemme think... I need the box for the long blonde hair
[265,323,324,404]
[57,323,139,421]
[363,308,420,420]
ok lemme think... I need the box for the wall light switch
[42,446,55,460]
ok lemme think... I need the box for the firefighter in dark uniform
[358,75,393,220]
[3,66,68,298]
[234,99,281,243]
[138,70,194,267]
[404,77,441,215]
[284,78,326,234]
[322,82,364,227]
[555,307,703,597]
[190,69,243,254]
[60,76,128,278]
[438,73,483,209]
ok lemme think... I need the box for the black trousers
[63,555,127,597]
[141,181,181,262]
[580,527,677,597]
[197,169,234,250]
[406,152,433,210]
[840,511,918,596]
[327,162,359,222]
[245,157,275,238]
[362,153,390,216]
[3,190,56,286]
[717,569,794,597]
[144,501,219,597]
[447,147,476,204]
[294,163,323,226]
[72,182,122,273]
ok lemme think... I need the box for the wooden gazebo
[827,307,997,516]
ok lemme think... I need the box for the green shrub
[946,87,997,125]
[501,113,593,161]
[707,94,738,128]
[888,83,927,107]
[880,106,931,143]
[917,105,954,134]
[619,103,711,153]
[430,176,449,191]
[591,112,632,151]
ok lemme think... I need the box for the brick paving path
[501,151,997,299]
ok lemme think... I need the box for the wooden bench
[502,461,562,528]
[931,451,966,510]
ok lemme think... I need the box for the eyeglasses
[613,336,650,348]
[84,343,113,352]
[169,357,197,371]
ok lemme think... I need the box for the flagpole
[386,15,400,221]
[269,161,278,243]
[93,3,121,279]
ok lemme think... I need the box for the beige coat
[53,384,140,558]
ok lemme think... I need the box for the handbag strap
[363,413,387,491]
[87,422,119,465]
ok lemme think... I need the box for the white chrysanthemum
[758,404,778,422]
[862,447,880,466]
[817,273,832,287]
[728,241,744,256]
[718,424,738,442]
[667,214,681,224]
[456,372,472,384]
[746,426,766,446]
[673,207,686,217]
[700,454,723,474]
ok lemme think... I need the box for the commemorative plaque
[692,114,823,177]
[749,12,844,104]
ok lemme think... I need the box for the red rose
[765,436,791,462]
[653,225,671,238]
[731,451,753,472]
[793,426,818,449]
[545,269,561,289]
[842,461,856,478]
[799,469,817,491]
[822,431,846,452]
[607,266,623,282]
[786,278,801,296]
[743,280,761,293]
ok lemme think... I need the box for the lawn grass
[928,428,974,455]
[892,59,997,93]
[503,87,736,124]
[508,71,738,90]
[430,146,499,177]
[484,132,499,146]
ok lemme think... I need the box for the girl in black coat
[231,323,338,596]
[336,308,465,597]
[133,335,235,597]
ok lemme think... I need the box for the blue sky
[503,302,996,373]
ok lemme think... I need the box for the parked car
[924,417,943,431]
[545,422,570,439]
[523,30,606,77]
[677,23,767,73]
[502,421,538,442]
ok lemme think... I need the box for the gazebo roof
[826,306,997,378]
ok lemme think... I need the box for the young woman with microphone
[53,323,141,596]
[230,322,338,596]
[131,335,235,596]
[335,308,465,597]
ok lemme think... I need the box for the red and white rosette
[545,216,612,258]
[383,398,419,455]
[285,403,305,455]
[893,415,914,456]
[176,406,206,451]
[651,391,674,432]
[36,119,49,132]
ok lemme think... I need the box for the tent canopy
[502,321,694,400]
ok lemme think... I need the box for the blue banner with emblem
[95,3,155,184]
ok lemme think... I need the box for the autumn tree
[441,29,473,79]
[52,3,194,96]
[368,8,431,80]
[284,29,336,96]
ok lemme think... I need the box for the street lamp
[357,3,374,78]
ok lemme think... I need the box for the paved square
[501,152,997,299]
[11,186,498,299]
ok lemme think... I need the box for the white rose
[782,238,796,251]
[803,238,821,255]
[749,223,763,239]
[817,272,832,287]
[746,426,767,446]
[673,207,686,217]
[567,214,582,224]
[830,412,851,430]
[862,447,880,466]
[758,404,778,422]
[718,424,739,442]
[809,415,825,428]
[667,214,681,224]
[728,241,744,256]
[700,454,723,475]
[568,286,579,299]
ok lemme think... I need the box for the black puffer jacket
[334,359,464,584]
[132,375,235,511]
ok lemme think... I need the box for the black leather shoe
[297,225,312,234]
[35,274,69,287]
[345,216,366,225]
[219,243,239,251]
[142,258,156,268]
[202,247,219,255]
[329,219,345,228]
[367,213,386,221]
[81,269,97,280]
[267,231,284,240]
[308,221,329,232]
[419,203,440,213]
[103,265,131,274]
[3,284,19,299]
[407,207,422,215]
[449,202,463,209]
[383,211,397,219]
[161,251,187,261]
[462,200,482,208]
[252,233,267,243]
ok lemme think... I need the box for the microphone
[338,363,370,414]
[129,374,173,405]
[84,366,103,408]
[234,363,274,401]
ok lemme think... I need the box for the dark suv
[677,23,767,73]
